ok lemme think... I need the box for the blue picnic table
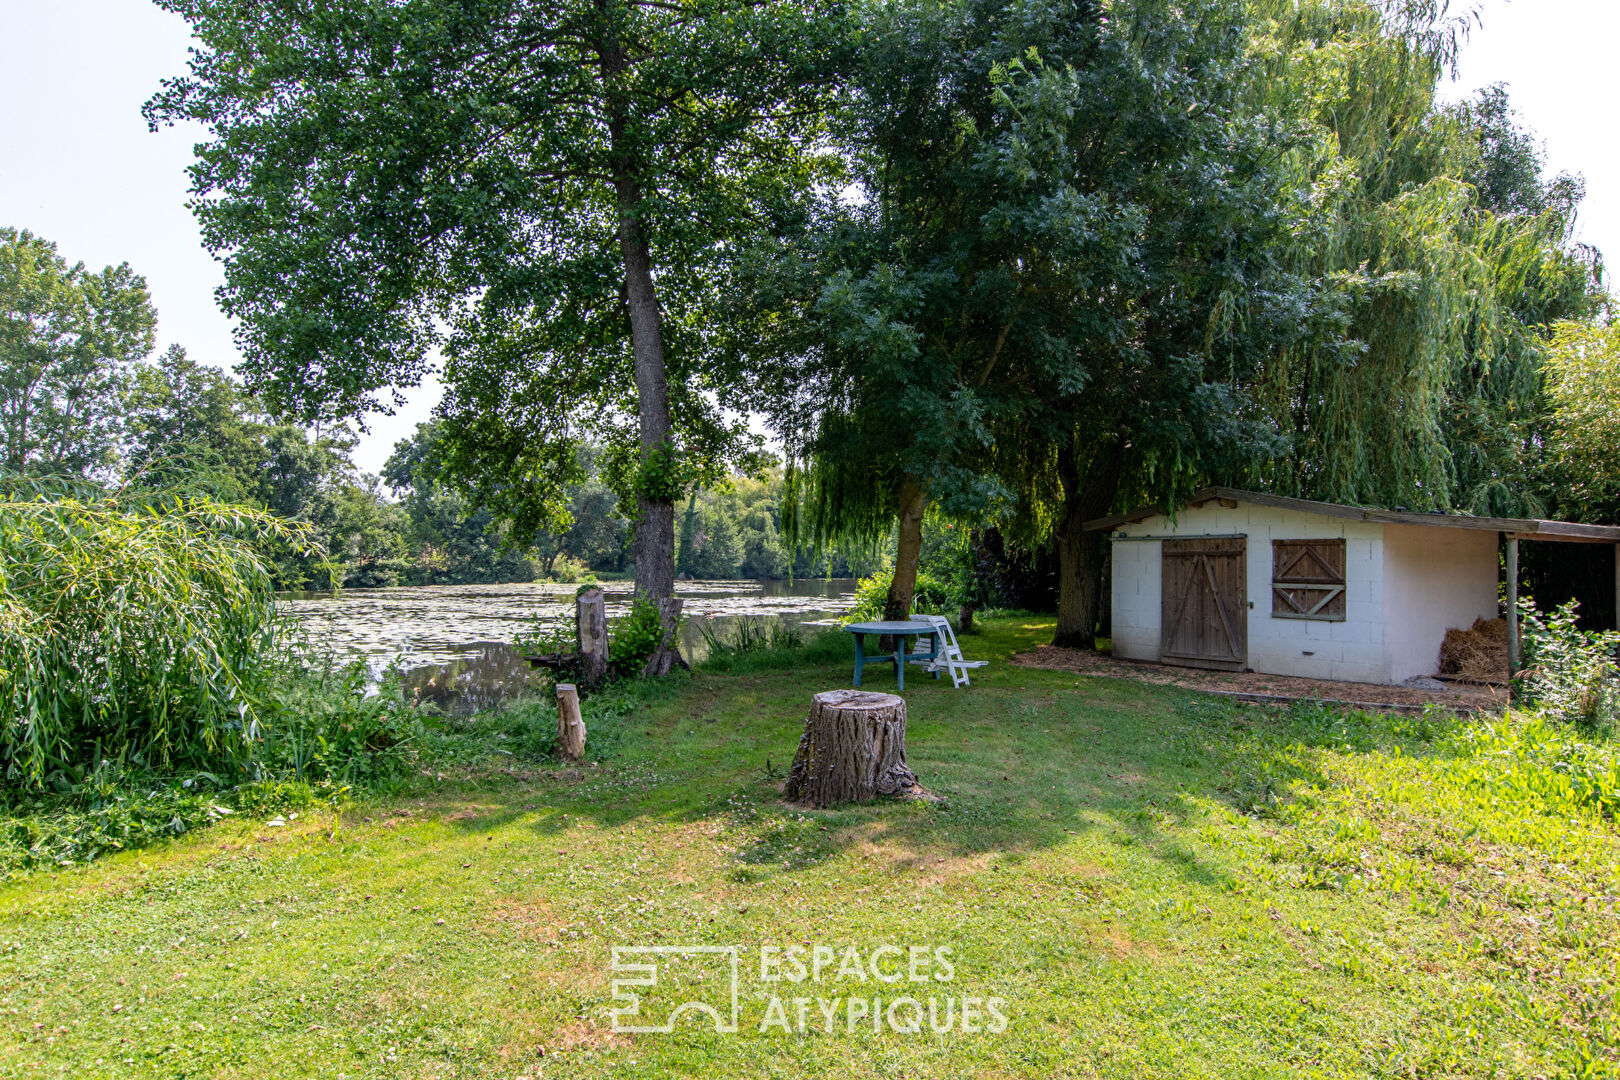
[843,619,942,691]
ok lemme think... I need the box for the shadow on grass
[426,618,1480,901]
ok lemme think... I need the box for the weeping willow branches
[1240,0,1600,514]
[0,489,318,784]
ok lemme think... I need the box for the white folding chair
[907,614,988,688]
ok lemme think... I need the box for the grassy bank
[3,618,1619,1078]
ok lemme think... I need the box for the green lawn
[4,619,1619,1078]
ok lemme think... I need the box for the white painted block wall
[1110,502,1385,683]
[1109,538,1162,663]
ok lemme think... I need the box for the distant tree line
[0,232,878,589]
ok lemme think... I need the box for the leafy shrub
[258,658,429,785]
[513,618,576,656]
[546,554,591,583]
[1517,597,1620,730]
[846,568,958,621]
[0,490,316,786]
[611,596,674,675]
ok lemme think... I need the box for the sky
[1,0,1616,475]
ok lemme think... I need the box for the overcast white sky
[2,0,1616,474]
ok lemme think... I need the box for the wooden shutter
[1161,538,1247,670]
[1272,540,1347,621]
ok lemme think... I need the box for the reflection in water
[280,578,858,713]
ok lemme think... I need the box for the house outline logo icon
[609,945,741,1033]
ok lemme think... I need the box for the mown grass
[4,618,1619,1078]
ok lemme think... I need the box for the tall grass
[0,489,316,786]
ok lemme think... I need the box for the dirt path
[1011,644,1507,711]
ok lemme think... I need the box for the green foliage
[633,440,692,504]
[694,619,850,674]
[0,651,599,875]
[610,597,673,677]
[1448,712,1620,822]
[847,568,957,620]
[1541,320,1620,522]
[146,0,841,576]
[759,0,1303,640]
[512,619,576,657]
[0,487,316,786]
[383,422,629,586]
[1454,84,1586,220]
[0,768,335,875]
[123,348,418,590]
[696,618,803,660]
[1517,598,1620,731]
[0,228,157,475]
[256,660,429,785]
[1240,0,1601,515]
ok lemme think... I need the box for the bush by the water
[0,489,317,785]
[846,568,958,621]
[610,595,675,675]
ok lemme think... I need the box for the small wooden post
[555,682,586,762]
[1505,534,1520,676]
[576,588,608,687]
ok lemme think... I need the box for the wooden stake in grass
[785,690,923,807]
[555,683,586,763]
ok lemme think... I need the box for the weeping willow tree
[1238,0,1602,515]
[0,484,317,784]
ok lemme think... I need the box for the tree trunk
[604,35,681,677]
[555,683,587,763]
[883,479,928,621]
[785,690,922,807]
[576,588,609,688]
[1054,439,1123,649]
[616,192,677,604]
[639,596,689,677]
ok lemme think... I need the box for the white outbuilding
[1086,487,1620,686]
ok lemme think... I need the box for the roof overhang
[1083,486,1620,543]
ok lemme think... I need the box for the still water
[279,578,858,712]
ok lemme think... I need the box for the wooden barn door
[1161,538,1247,670]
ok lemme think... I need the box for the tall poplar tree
[147,0,843,669]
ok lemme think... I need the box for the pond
[279,578,859,712]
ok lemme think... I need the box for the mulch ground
[1011,644,1508,712]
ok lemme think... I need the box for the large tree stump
[555,682,586,762]
[785,690,922,807]
[576,588,609,687]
